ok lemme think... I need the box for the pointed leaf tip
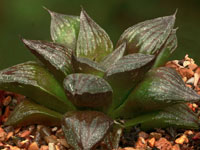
[106,53,155,77]
[147,67,200,102]
[22,39,73,80]
[62,111,113,150]
[119,67,200,117]
[173,9,178,18]
[117,13,176,55]
[49,9,80,50]
[43,6,51,14]
[76,9,113,62]
[100,42,126,69]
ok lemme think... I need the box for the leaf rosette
[0,8,199,150]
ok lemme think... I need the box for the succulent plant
[0,8,200,149]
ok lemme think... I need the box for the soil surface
[1,55,200,150]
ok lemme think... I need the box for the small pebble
[135,137,147,149]
[40,145,49,150]
[6,132,13,141]
[19,130,31,138]
[175,134,189,144]
[183,61,190,67]
[14,127,21,134]
[48,143,56,150]
[52,127,58,132]
[150,132,162,140]
[155,138,172,150]
[184,130,194,135]
[148,137,155,147]
[20,139,30,148]
[184,54,195,63]
[28,142,39,150]
[182,77,187,82]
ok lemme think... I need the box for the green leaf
[152,29,177,68]
[72,54,105,77]
[124,104,199,130]
[62,111,113,150]
[5,100,62,127]
[0,61,75,113]
[22,39,73,81]
[76,9,113,62]
[47,8,80,50]
[100,42,126,70]
[105,53,155,113]
[114,67,200,118]
[117,12,176,55]
[63,73,112,111]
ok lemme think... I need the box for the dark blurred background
[0,0,200,69]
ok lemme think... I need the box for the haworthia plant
[0,8,199,150]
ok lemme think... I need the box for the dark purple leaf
[62,111,113,150]
[117,12,176,55]
[114,67,200,118]
[22,39,73,81]
[0,61,75,113]
[124,104,199,130]
[76,9,113,62]
[100,42,126,70]
[63,73,112,110]
[72,54,105,77]
[105,53,155,113]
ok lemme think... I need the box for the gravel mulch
[0,55,200,150]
